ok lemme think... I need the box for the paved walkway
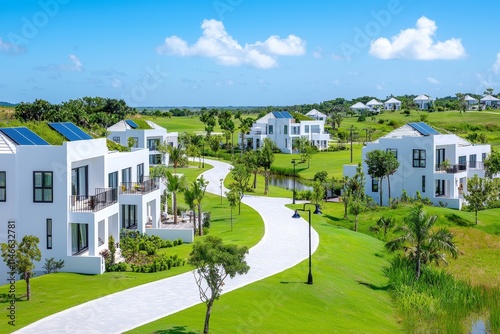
[16,159,319,334]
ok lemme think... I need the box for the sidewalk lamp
[292,202,322,285]
[220,178,223,204]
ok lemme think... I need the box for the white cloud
[38,54,83,72]
[0,37,25,54]
[427,77,440,85]
[369,16,466,60]
[111,78,123,89]
[157,19,306,69]
[492,53,500,74]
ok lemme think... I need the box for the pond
[268,174,313,191]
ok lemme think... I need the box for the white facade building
[344,122,491,209]
[350,102,369,114]
[366,99,383,111]
[0,123,166,277]
[107,120,178,166]
[480,94,500,108]
[384,97,401,110]
[413,94,433,110]
[305,109,327,121]
[464,95,478,110]
[244,111,330,153]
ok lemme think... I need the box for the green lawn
[128,204,402,334]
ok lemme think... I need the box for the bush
[313,170,328,182]
[203,212,211,228]
[43,257,65,274]
[378,119,385,124]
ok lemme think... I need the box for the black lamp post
[292,202,322,285]
[291,158,303,204]
[219,178,223,204]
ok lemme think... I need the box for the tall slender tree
[164,172,188,224]
[259,138,276,195]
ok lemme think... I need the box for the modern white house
[384,97,401,110]
[480,94,500,108]
[107,120,178,166]
[464,95,479,110]
[413,94,433,110]
[243,111,331,153]
[0,123,192,278]
[305,109,327,121]
[366,99,383,111]
[343,122,491,209]
[350,102,369,114]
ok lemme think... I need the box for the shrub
[313,170,329,182]
[357,114,366,122]
[43,257,65,274]
[378,119,385,124]
[203,212,211,228]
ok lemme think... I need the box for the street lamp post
[220,178,223,204]
[292,203,322,285]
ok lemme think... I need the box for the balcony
[120,177,160,195]
[435,164,467,174]
[70,188,117,212]
[148,146,158,151]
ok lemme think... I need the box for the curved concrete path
[17,159,319,334]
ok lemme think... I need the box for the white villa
[384,97,401,110]
[350,102,369,114]
[107,120,178,166]
[480,94,500,108]
[343,122,491,209]
[243,111,330,153]
[464,95,479,110]
[305,109,327,121]
[414,94,433,110]
[0,123,190,278]
[366,99,383,111]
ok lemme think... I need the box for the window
[147,138,160,151]
[149,154,162,165]
[112,136,120,144]
[311,125,320,133]
[122,167,131,184]
[284,125,288,135]
[71,166,88,196]
[34,172,53,202]
[422,175,426,193]
[371,178,379,192]
[291,126,300,135]
[0,171,5,202]
[268,125,273,134]
[137,163,144,183]
[130,137,138,148]
[386,148,398,159]
[46,219,52,249]
[305,125,309,133]
[482,152,487,161]
[71,223,88,254]
[413,149,426,168]
[469,154,477,168]
[458,156,466,170]
[108,171,118,188]
[122,205,137,229]
[435,180,445,196]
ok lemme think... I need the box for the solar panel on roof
[0,127,50,145]
[62,122,92,140]
[125,119,138,128]
[272,111,283,119]
[281,111,293,118]
[416,122,440,135]
[408,122,439,136]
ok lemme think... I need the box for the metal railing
[120,177,160,195]
[70,188,117,212]
[434,164,467,173]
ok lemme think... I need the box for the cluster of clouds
[157,19,306,69]
[37,54,83,72]
[369,16,466,60]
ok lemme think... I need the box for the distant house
[305,109,327,121]
[464,95,478,110]
[480,94,500,108]
[343,122,492,209]
[107,120,178,166]
[384,97,401,110]
[350,102,369,114]
[243,111,330,153]
[366,99,383,112]
[413,95,433,110]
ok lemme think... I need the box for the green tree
[345,163,366,231]
[259,138,276,195]
[238,117,254,156]
[189,176,209,236]
[244,150,260,189]
[311,181,325,207]
[230,162,251,214]
[372,216,396,240]
[365,149,399,206]
[1,235,41,300]
[165,172,188,224]
[484,149,500,178]
[385,205,458,279]
[463,174,492,225]
[455,92,467,114]
[166,145,185,173]
[225,186,240,229]
[189,236,249,334]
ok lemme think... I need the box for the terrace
[70,188,118,212]
[120,177,160,195]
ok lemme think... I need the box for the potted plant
[441,159,451,172]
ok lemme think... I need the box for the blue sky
[1,0,500,107]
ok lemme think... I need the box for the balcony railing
[70,188,118,212]
[435,164,467,173]
[120,177,160,195]
[469,161,484,169]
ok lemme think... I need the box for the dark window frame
[422,175,426,193]
[137,163,144,183]
[108,171,118,188]
[72,223,88,255]
[33,171,53,203]
[386,148,398,159]
[112,136,120,144]
[0,171,5,202]
[46,218,52,249]
[268,125,273,134]
[371,178,379,192]
[413,149,426,168]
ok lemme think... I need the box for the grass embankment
[0,164,264,332]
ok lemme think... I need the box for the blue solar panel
[0,127,49,145]
[281,111,293,119]
[49,122,93,141]
[125,119,138,128]
[62,122,92,140]
[408,122,440,136]
[272,111,283,119]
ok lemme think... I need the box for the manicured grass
[127,205,402,334]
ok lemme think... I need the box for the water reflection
[268,175,313,191]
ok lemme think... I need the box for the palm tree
[167,144,184,173]
[165,172,187,224]
[183,186,197,230]
[385,205,458,279]
[187,176,209,236]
